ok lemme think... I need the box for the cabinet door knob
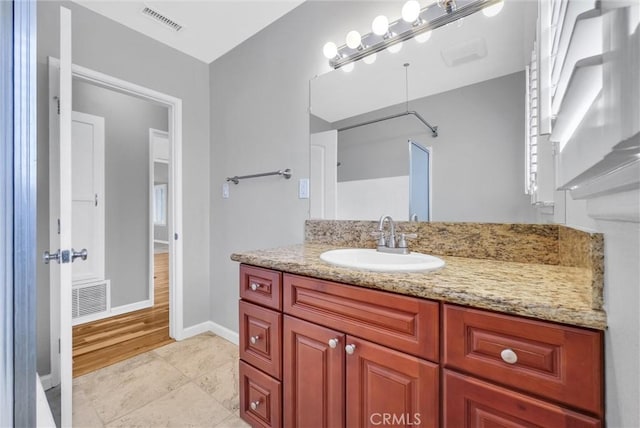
[250,282,261,291]
[500,348,518,364]
[328,338,339,349]
[250,335,260,345]
[250,400,260,411]
[345,344,356,355]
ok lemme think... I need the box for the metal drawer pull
[500,348,518,364]
[328,338,339,349]
[250,400,261,411]
[345,344,356,355]
[250,335,260,345]
[250,282,261,291]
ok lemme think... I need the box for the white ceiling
[312,0,538,123]
[72,0,305,64]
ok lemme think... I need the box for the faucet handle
[370,231,386,247]
[398,233,417,249]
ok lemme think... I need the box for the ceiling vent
[440,37,488,67]
[141,6,183,32]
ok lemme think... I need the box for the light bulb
[363,53,377,65]
[323,42,338,59]
[372,15,389,36]
[482,0,504,17]
[345,30,362,49]
[415,30,432,43]
[402,0,421,23]
[388,42,403,54]
[342,62,355,73]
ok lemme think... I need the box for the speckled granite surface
[232,221,606,330]
[230,244,606,330]
[305,221,561,265]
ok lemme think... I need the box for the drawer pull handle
[328,338,339,349]
[250,400,260,411]
[500,348,518,364]
[250,282,261,291]
[250,335,260,345]
[345,344,356,355]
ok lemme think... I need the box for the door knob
[345,344,356,355]
[500,348,518,364]
[250,400,260,411]
[250,335,260,345]
[250,282,261,291]
[71,248,88,262]
[328,338,339,349]
[43,250,61,264]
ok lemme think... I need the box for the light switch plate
[299,178,309,199]
[222,182,230,199]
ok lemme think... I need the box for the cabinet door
[283,316,345,428]
[345,336,439,428]
[443,370,601,428]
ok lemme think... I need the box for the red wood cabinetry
[283,316,345,428]
[443,370,601,428]
[345,336,439,428]
[238,264,604,427]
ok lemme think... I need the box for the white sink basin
[320,248,445,273]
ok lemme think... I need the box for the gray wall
[36,1,210,374]
[333,72,538,223]
[209,1,395,333]
[73,79,168,307]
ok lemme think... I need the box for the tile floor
[72,333,249,427]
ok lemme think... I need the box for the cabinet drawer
[239,301,282,379]
[443,304,603,415]
[240,361,282,428]
[240,264,282,310]
[443,370,601,427]
[283,273,439,362]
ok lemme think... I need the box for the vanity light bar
[329,0,504,69]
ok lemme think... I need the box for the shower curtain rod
[337,111,438,137]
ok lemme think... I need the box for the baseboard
[110,299,153,317]
[179,321,239,345]
[39,373,53,391]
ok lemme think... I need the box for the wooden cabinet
[345,336,439,428]
[238,264,604,427]
[283,316,344,428]
[239,265,283,427]
[443,304,603,417]
[443,370,601,428]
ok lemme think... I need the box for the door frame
[47,58,184,385]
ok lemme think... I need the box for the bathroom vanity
[233,221,606,428]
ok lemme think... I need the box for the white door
[71,111,105,285]
[46,7,76,427]
[310,130,338,219]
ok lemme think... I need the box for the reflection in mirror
[310,0,543,223]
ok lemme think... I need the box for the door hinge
[57,218,61,235]
[58,338,60,354]
[174,233,178,240]
[95,194,98,207]
[54,96,60,115]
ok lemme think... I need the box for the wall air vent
[72,280,110,325]
[141,6,183,32]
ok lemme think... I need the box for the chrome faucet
[378,215,397,248]
[374,215,417,255]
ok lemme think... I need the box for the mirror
[310,0,542,223]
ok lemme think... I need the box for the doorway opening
[47,58,184,384]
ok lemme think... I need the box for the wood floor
[72,252,173,377]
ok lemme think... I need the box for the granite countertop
[231,243,607,330]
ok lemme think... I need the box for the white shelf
[551,55,603,151]
[551,14,603,115]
